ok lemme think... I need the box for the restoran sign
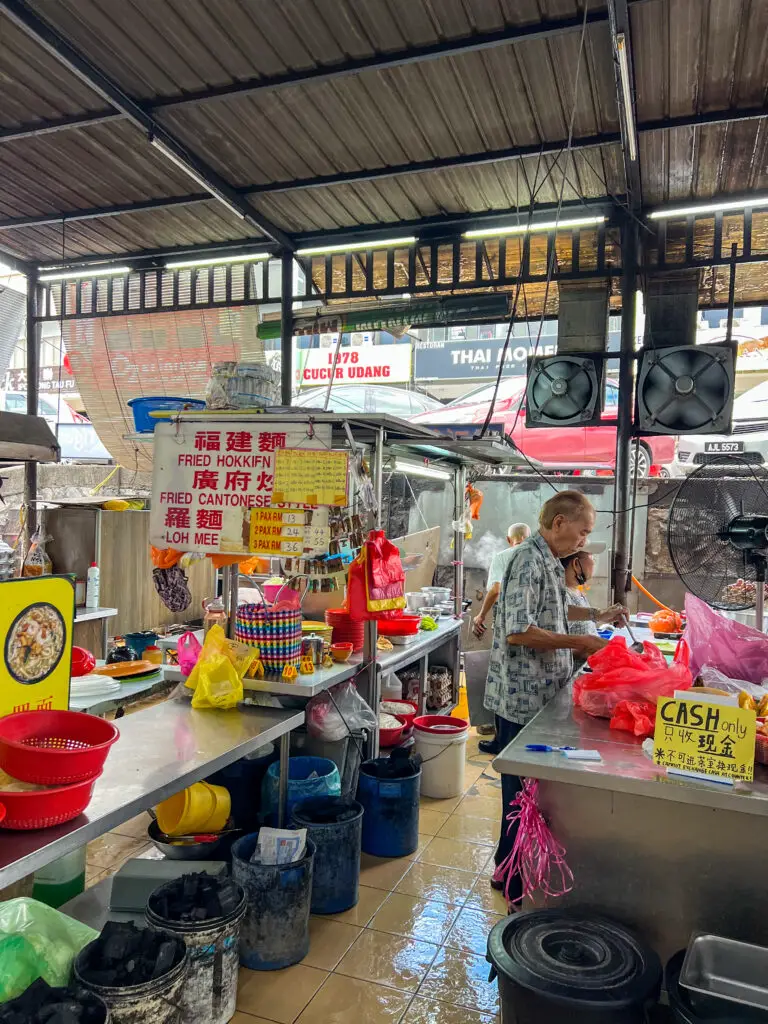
[299,344,412,386]
[149,420,332,554]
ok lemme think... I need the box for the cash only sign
[653,692,756,783]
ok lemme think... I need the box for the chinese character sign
[150,421,333,554]
[653,697,756,782]
[0,577,74,718]
[272,449,349,506]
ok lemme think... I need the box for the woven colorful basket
[235,604,302,673]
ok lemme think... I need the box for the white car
[0,390,86,425]
[675,380,768,472]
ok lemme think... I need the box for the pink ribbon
[492,778,573,905]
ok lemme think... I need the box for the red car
[411,377,675,476]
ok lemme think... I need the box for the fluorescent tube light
[648,196,768,220]
[166,252,270,269]
[38,265,131,282]
[463,216,606,239]
[296,236,417,256]
[616,33,637,162]
[150,137,246,221]
[394,460,451,481]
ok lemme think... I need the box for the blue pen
[525,744,575,752]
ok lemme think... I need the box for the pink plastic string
[492,778,573,905]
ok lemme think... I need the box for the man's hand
[472,614,487,639]
[573,634,609,657]
[596,603,629,625]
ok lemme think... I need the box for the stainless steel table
[0,698,304,889]
[494,685,768,960]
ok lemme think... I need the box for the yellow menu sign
[271,448,349,506]
[0,576,74,717]
[653,696,756,781]
[249,507,307,556]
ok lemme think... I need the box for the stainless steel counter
[493,684,768,817]
[0,698,304,889]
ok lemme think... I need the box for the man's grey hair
[507,523,531,543]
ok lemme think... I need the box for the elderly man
[485,490,625,897]
[472,522,531,640]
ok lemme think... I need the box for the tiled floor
[89,724,507,1023]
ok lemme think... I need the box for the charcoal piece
[151,940,178,980]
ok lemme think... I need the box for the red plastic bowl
[380,699,418,728]
[71,646,96,677]
[379,714,408,748]
[0,710,119,785]
[377,616,421,637]
[413,715,468,735]
[0,771,101,830]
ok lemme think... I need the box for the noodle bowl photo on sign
[5,603,66,684]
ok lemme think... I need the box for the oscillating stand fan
[668,456,768,630]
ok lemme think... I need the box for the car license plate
[704,441,744,453]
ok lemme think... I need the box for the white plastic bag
[306,681,376,742]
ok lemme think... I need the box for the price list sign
[272,448,349,506]
[653,696,756,782]
[150,421,332,554]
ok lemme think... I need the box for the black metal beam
[607,0,642,210]
[0,10,610,143]
[0,0,293,249]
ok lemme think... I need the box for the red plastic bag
[573,636,692,718]
[177,631,202,676]
[610,700,657,739]
[684,593,768,683]
[347,532,406,621]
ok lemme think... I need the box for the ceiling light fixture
[463,216,606,239]
[296,237,417,256]
[394,459,451,481]
[648,196,768,220]
[616,33,638,162]
[150,137,247,221]
[165,252,271,269]
[38,265,131,282]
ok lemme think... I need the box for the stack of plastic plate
[70,674,122,699]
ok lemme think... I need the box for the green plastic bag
[0,897,98,1002]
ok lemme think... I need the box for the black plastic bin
[291,796,364,914]
[487,910,662,1024]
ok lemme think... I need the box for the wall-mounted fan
[667,456,768,629]
[526,354,603,428]
[637,342,736,435]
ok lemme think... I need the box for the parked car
[293,384,441,417]
[0,390,87,425]
[410,376,676,476]
[675,380,768,473]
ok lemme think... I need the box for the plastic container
[206,743,277,831]
[261,756,340,823]
[74,931,188,1024]
[377,615,421,637]
[325,608,365,652]
[86,561,100,608]
[231,831,315,970]
[487,910,662,1024]
[127,396,206,432]
[33,847,86,908]
[144,645,163,665]
[0,710,119,785]
[357,758,421,857]
[291,797,364,914]
[155,781,231,837]
[146,878,247,1024]
[124,631,158,658]
[379,714,408,748]
[380,700,418,728]
[0,771,102,829]
[413,715,468,799]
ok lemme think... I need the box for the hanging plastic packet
[253,827,307,865]
[22,529,52,577]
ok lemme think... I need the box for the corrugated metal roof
[0,0,763,263]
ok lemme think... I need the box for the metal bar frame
[280,253,294,406]
[607,0,642,209]
[23,270,40,542]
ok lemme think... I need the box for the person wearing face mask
[485,492,626,897]
[561,544,614,672]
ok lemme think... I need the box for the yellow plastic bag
[185,624,255,709]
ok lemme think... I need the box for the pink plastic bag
[685,593,768,684]
[573,636,692,718]
[177,631,202,676]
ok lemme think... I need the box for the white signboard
[299,344,412,386]
[149,420,332,554]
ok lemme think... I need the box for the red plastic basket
[0,771,101,830]
[379,714,408,748]
[0,710,119,785]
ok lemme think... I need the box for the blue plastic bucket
[261,756,340,824]
[127,397,206,432]
[231,831,314,971]
[291,797,364,914]
[357,759,421,857]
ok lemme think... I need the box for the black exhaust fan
[525,354,604,428]
[636,342,736,435]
